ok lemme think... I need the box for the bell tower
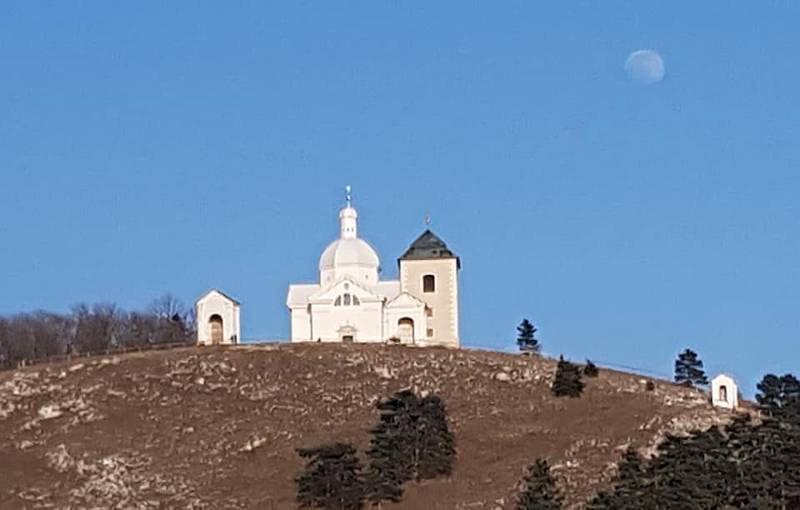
[398,229,460,347]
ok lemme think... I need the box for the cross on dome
[339,185,358,240]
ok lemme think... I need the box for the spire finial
[339,185,357,239]
[424,214,431,226]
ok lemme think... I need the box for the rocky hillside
[0,343,731,509]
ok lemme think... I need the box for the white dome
[318,199,380,285]
[319,238,380,271]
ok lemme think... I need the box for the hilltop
[0,343,731,509]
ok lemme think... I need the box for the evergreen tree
[295,443,365,510]
[587,448,655,510]
[587,406,800,509]
[583,359,599,378]
[516,458,562,510]
[673,348,709,387]
[416,394,456,480]
[365,390,418,504]
[365,390,456,505]
[551,356,584,398]
[756,373,800,420]
[517,319,539,353]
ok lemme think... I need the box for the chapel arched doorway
[719,385,728,404]
[398,318,414,344]
[209,315,224,345]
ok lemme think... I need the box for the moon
[625,50,665,84]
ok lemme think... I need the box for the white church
[193,189,460,348]
[285,190,461,347]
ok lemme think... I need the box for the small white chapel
[286,188,461,347]
[195,289,241,346]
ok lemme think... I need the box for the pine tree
[516,319,539,353]
[416,394,456,480]
[756,373,800,420]
[365,390,456,505]
[587,448,654,510]
[757,374,783,415]
[365,390,418,504]
[586,405,800,509]
[583,359,599,378]
[551,356,584,398]
[516,458,562,510]
[673,348,709,387]
[295,443,365,510]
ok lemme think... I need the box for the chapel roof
[286,284,320,308]
[398,229,460,268]
[196,288,240,306]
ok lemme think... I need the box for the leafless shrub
[72,303,120,354]
[1,295,195,369]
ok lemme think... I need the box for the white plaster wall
[384,303,426,344]
[711,374,738,410]
[289,306,312,342]
[309,300,384,342]
[400,258,459,347]
[196,291,240,345]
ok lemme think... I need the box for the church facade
[286,194,460,347]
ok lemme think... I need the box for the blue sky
[1,2,798,394]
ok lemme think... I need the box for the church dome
[318,190,381,285]
[319,237,380,271]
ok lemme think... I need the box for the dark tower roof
[398,229,460,269]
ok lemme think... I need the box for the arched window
[335,293,360,306]
[423,274,436,293]
[719,385,728,403]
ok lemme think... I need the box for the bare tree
[72,303,120,354]
[0,319,10,368]
[1,316,36,367]
[116,312,154,348]
[149,294,187,322]
[0,295,194,368]
[184,306,197,337]
[148,294,194,345]
[26,311,70,358]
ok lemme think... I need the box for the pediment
[386,292,426,309]
[196,288,240,306]
[309,278,381,302]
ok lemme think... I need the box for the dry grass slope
[0,343,730,509]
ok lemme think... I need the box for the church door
[338,325,356,343]
[397,318,414,344]
[209,315,224,345]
